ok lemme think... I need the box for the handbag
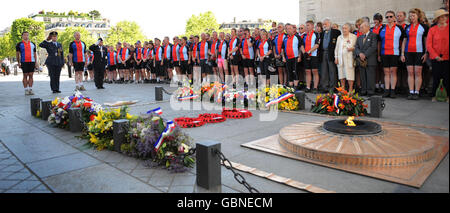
[435,79,448,102]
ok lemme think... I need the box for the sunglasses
[386,16,394,19]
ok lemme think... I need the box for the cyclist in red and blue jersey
[119,42,132,83]
[153,38,164,83]
[69,32,88,91]
[209,32,220,82]
[379,11,406,98]
[172,37,181,83]
[162,37,173,83]
[199,33,211,83]
[115,42,124,83]
[15,31,37,95]
[217,32,229,84]
[401,8,429,100]
[142,41,151,83]
[106,45,117,84]
[134,41,145,83]
[372,13,386,93]
[256,30,273,85]
[282,24,303,89]
[273,23,287,86]
[240,28,255,86]
[301,21,320,93]
[228,29,240,86]
[179,37,192,83]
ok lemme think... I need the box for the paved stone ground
[0,71,448,193]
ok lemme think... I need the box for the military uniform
[39,32,64,93]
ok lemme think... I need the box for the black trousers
[432,60,449,97]
[360,65,376,95]
[94,65,105,88]
[259,58,271,80]
[48,65,61,92]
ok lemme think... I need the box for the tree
[88,10,101,19]
[10,18,45,50]
[0,33,15,59]
[105,21,146,46]
[184,11,219,37]
[68,10,75,16]
[58,27,96,55]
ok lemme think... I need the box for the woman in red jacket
[426,9,449,101]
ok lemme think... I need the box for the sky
[0,0,299,39]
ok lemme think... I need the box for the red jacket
[426,24,449,60]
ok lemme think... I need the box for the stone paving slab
[0,141,52,193]
[43,163,162,193]
[27,152,102,178]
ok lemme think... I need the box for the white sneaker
[25,90,29,95]
[28,89,34,95]
[76,86,80,91]
[80,85,86,91]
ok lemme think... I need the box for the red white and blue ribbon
[178,94,199,101]
[265,93,294,107]
[147,107,163,115]
[154,120,176,151]
[333,94,340,114]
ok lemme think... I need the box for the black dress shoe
[56,90,61,93]
[389,89,396,98]
[382,90,390,98]
[407,93,414,100]
[52,91,58,94]
[360,91,367,96]
[100,87,105,89]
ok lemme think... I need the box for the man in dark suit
[354,21,378,96]
[89,38,107,89]
[39,31,65,93]
[320,19,341,92]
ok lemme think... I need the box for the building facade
[220,18,266,30]
[28,13,110,39]
[299,0,445,25]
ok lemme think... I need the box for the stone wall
[299,0,445,25]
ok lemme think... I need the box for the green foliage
[10,18,45,50]
[105,21,146,46]
[58,27,96,56]
[88,10,101,19]
[0,33,15,59]
[184,11,219,37]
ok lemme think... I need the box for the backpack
[435,79,447,102]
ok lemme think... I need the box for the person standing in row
[320,18,341,92]
[379,11,406,98]
[69,31,87,91]
[401,8,429,100]
[89,38,107,89]
[282,24,302,89]
[240,28,255,86]
[217,32,229,84]
[427,9,449,102]
[106,45,117,83]
[178,37,191,84]
[256,29,273,86]
[301,20,320,93]
[39,31,64,93]
[355,21,378,96]
[335,23,357,92]
[16,31,38,95]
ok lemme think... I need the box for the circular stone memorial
[278,119,437,167]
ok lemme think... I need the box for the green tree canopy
[184,11,219,37]
[58,27,96,55]
[0,33,15,59]
[10,18,45,49]
[105,21,146,46]
[88,10,101,19]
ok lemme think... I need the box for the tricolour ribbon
[265,93,294,107]
[154,120,176,152]
[147,107,163,115]
[333,94,340,114]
